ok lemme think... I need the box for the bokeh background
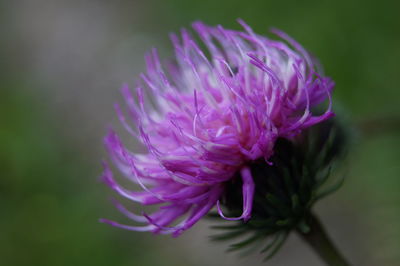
[1,0,399,265]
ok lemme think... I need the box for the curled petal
[99,219,157,232]
[217,166,255,222]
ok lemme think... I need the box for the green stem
[297,212,351,266]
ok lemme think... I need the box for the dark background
[1,0,399,265]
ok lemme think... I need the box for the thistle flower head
[100,20,334,237]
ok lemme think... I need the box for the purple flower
[100,20,334,237]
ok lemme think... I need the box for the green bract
[210,119,347,260]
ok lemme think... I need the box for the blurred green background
[1,0,399,265]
